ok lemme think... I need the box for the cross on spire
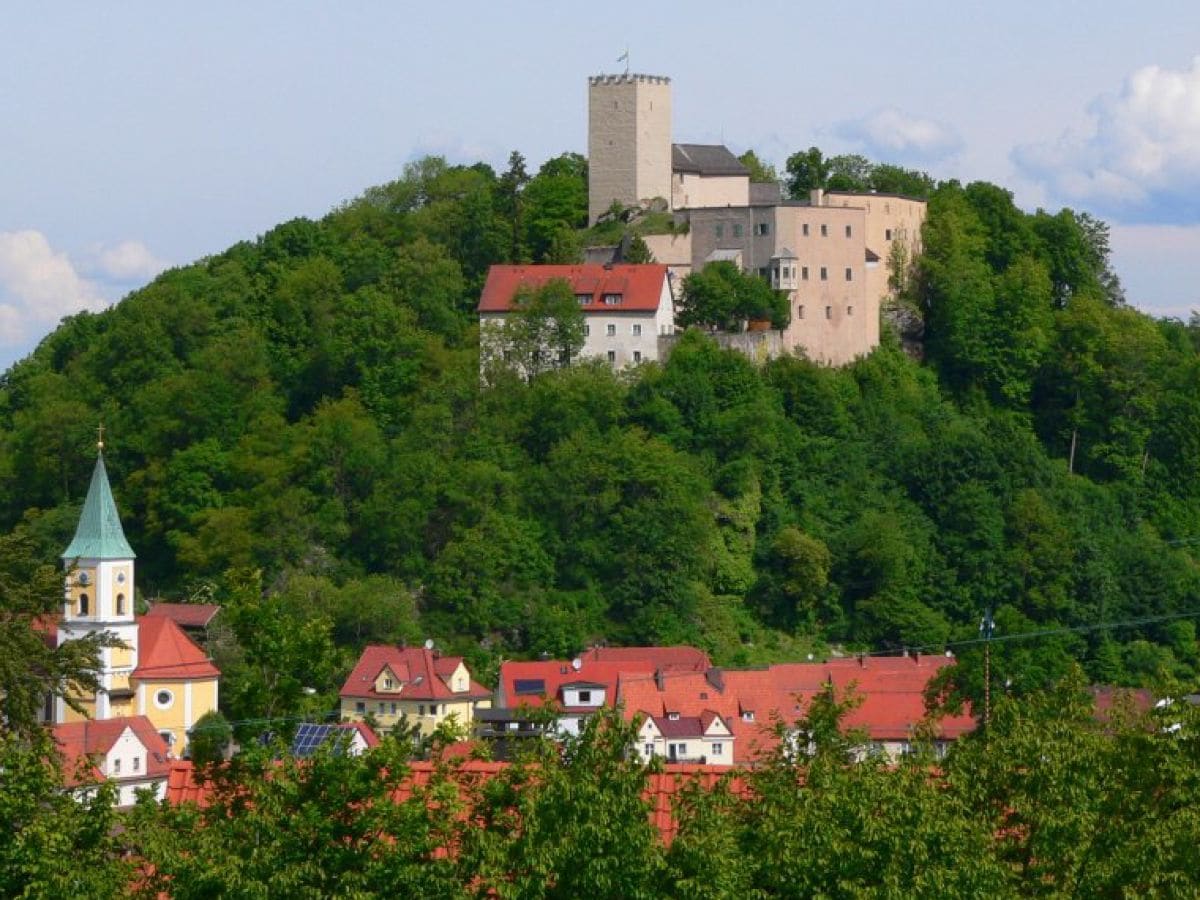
[97,423,105,452]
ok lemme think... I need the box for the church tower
[587,73,673,224]
[57,441,139,723]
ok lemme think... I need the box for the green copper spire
[62,452,136,560]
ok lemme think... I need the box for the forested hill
[2,153,1198,725]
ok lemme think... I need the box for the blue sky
[3,2,1199,369]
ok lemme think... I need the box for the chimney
[655,668,666,692]
[810,188,825,206]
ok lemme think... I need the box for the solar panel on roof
[514,678,546,695]
[292,723,334,758]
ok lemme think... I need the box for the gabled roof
[672,143,749,177]
[133,615,220,680]
[62,453,136,561]
[619,656,975,764]
[52,716,172,786]
[144,603,222,629]
[340,646,490,702]
[477,264,669,314]
[650,711,731,739]
[497,647,710,710]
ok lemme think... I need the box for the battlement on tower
[589,73,671,86]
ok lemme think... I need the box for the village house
[52,445,220,754]
[636,709,735,765]
[477,263,676,372]
[479,645,711,755]
[52,715,173,807]
[339,644,492,738]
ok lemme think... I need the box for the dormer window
[742,711,755,722]
[602,293,622,305]
[576,293,591,305]
[668,712,680,721]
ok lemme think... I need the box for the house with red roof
[618,654,976,765]
[55,447,220,754]
[52,715,173,807]
[637,709,735,764]
[340,645,492,738]
[477,263,676,372]
[479,646,713,754]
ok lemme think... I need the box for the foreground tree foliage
[3,683,1191,897]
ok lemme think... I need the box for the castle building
[55,447,219,753]
[586,73,927,365]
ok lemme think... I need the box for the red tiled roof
[583,645,711,672]
[132,615,220,680]
[340,646,490,702]
[652,712,730,739]
[498,646,711,709]
[52,716,173,787]
[619,656,975,764]
[477,264,669,314]
[143,602,221,629]
[163,757,751,846]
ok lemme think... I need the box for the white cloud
[0,230,107,348]
[91,239,170,282]
[834,108,963,164]
[1014,57,1200,224]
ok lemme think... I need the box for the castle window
[798,306,805,319]
[820,224,828,237]
[802,224,809,236]
[755,222,770,236]
[845,225,852,238]
[78,594,89,616]
[845,268,853,281]
[848,306,854,316]
[154,689,174,709]
[825,306,832,319]
[820,267,827,281]
[116,593,125,615]
[801,266,809,280]
[885,228,893,241]
[732,224,743,238]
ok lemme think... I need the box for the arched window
[116,593,125,615]
[78,593,89,616]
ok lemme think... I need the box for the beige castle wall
[672,172,750,211]
[776,204,873,365]
[588,74,672,223]
[821,191,927,311]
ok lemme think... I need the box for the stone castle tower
[587,73,672,224]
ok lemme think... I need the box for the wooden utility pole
[980,608,996,731]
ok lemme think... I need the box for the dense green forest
[1,150,1198,729]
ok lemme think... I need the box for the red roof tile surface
[133,615,220,680]
[477,264,670,314]
[163,757,751,846]
[143,602,221,629]
[619,656,975,764]
[498,646,711,710]
[53,716,173,787]
[340,646,490,702]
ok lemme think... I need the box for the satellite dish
[571,657,582,671]
[806,653,814,661]
[424,638,435,651]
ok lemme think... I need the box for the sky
[3,2,1200,370]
